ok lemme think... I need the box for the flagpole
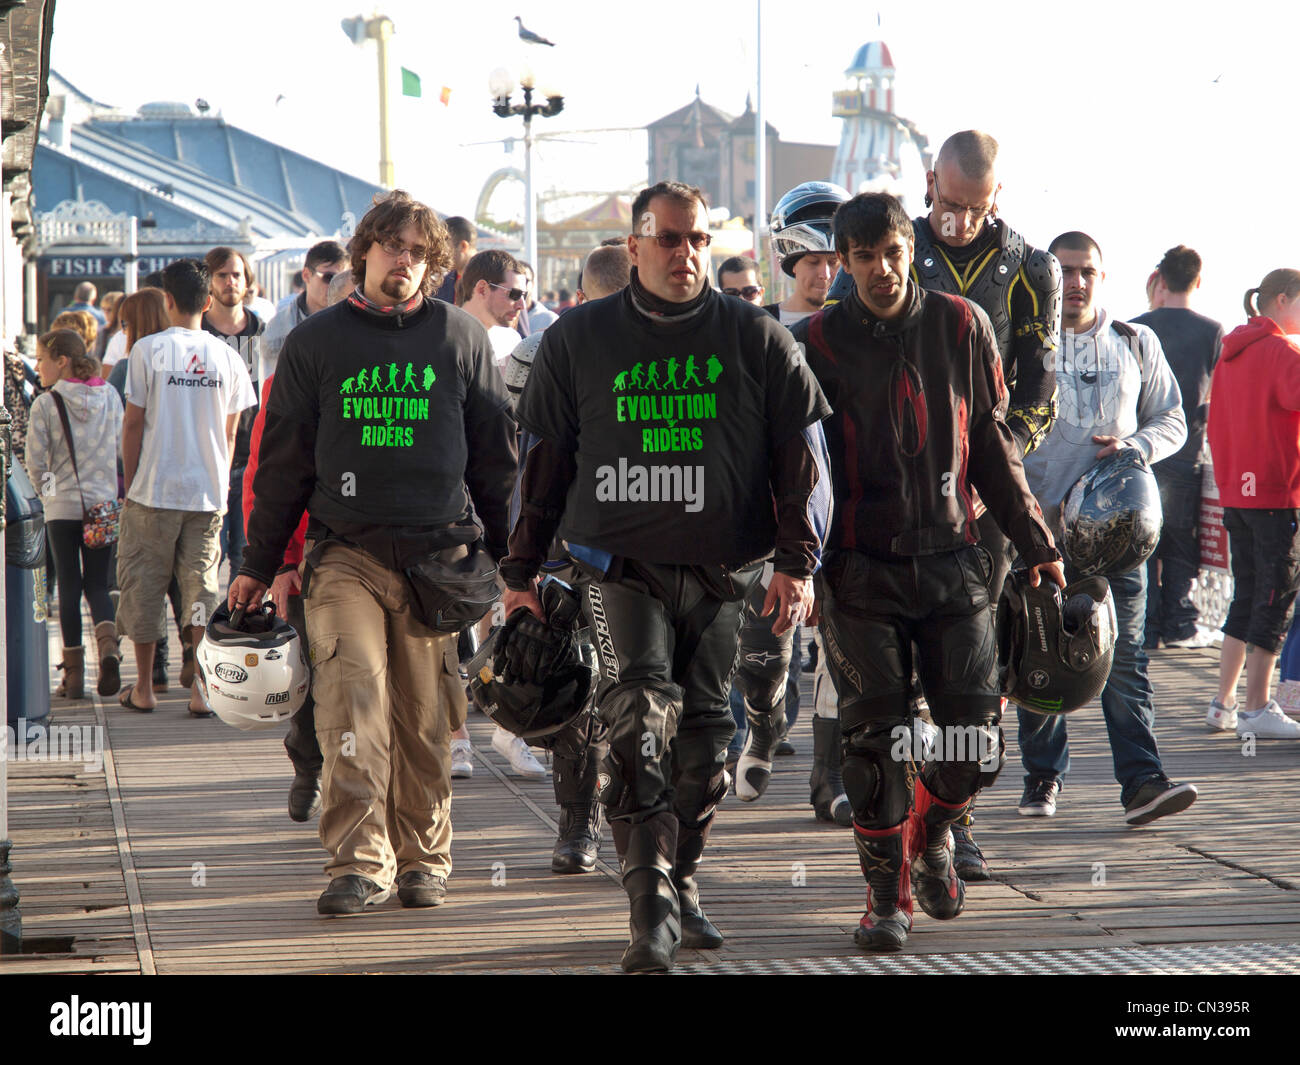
[375,16,396,187]
[754,0,767,289]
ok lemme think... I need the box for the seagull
[514,16,555,46]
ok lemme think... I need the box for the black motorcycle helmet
[1061,448,1163,576]
[468,580,596,743]
[997,568,1118,715]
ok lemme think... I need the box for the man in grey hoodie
[1017,231,1196,826]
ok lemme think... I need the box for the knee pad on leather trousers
[734,629,790,713]
[734,659,788,714]
[594,680,682,817]
[675,766,728,831]
[673,746,729,830]
[842,722,913,829]
[923,724,1004,802]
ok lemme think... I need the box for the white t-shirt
[124,326,257,512]
[101,330,127,369]
[779,307,815,326]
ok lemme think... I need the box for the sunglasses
[722,285,763,300]
[640,229,712,250]
[314,270,338,284]
[377,237,428,260]
[489,282,526,302]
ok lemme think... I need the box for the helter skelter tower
[829,41,930,208]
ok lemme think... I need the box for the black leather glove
[495,608,575,687]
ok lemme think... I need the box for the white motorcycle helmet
[196,602,310,730]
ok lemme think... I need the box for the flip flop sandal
[119,686,155,713]
[188,704,215,719]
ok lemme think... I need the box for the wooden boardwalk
[6,615,1300,975]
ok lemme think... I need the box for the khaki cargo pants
[303,541,468,887]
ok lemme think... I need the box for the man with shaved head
[826,130,1063,881]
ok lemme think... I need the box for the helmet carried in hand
[196,602,310,730]
[468,580,595,744]
[997,568,1118,715]
[1061,448,1163,577]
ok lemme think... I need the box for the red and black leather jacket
[790,282,1057,566]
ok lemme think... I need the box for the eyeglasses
[931,175,997,222]
[639,230,712,250]
[376,237,428,261]
[722,285,763,300]
[314,270,338,284]
[488,282,526,302]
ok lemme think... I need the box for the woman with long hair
[108,289,170,399]
[1206,268,1300,739]
[25,329,124,698]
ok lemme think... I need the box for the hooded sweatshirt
[1022,307,1186,508]
[25,378,124,522]
[1207,316,1300,507]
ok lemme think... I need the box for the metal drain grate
[494,941,1300,976]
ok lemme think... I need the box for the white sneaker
[1206,698,1237,731]
[492,726,548,778]
[450,738,474,779]
[1236,700,1300,739]
[1165,630,1217,649]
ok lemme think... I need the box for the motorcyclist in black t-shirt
[501,181,832,973]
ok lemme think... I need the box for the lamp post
[342,14,397,187]
[489,67,563,270]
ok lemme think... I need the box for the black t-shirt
[1131,307,1223,467]
[515,286,830,565]
[267,298,508,527]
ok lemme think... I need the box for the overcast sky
[50,0,1300,328]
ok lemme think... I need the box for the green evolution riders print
[339,361,437,448]
[599,353,723,512]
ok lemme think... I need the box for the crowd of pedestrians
[9,124,1300,975]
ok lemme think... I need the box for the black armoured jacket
[239,296,517,584]
[502,274,832,585]
[791,283,1058,566]
[827,216,1061,457]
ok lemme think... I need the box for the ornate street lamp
[488,66,563,269]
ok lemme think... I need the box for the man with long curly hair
[231,191,518,915]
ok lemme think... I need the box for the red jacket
[1208,317,1300,507]
[243,374,308,569]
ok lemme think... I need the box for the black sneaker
[317,874,390,914]
[1018,777,1060,817]
[1124,778,1197,826]
[396,871,448,907]
[775,737,796,756]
